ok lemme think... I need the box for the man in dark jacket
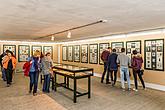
[107,49,118,86]
[101,47,111,84]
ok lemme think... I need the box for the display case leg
[54,73,57,91]
[73,78,77,103]
[88,76,91,98]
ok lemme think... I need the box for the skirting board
[94,73,165,91]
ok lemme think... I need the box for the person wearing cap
[117,48,131,91]
[132,50,145,91]
[101,47,112,84]
[28,50,41,96]
[2,51,16,87]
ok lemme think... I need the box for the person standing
[2,51,16,87]
[117,48,131,91]
[41,52,53,93]
[101,47,111,84]
[132,50,145,91]
[107,49,118,86]
[28,50,41,96]
[0,50,10,81]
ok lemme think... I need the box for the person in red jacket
[101,47,111,84]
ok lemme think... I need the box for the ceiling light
[51,35,54,41]
[67,31,71,38]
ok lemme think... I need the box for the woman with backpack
[28,50,41,96]
[41,52,53,93]
[131,50,145,91]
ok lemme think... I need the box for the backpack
[23,60,32,77]
[132,57,143,71]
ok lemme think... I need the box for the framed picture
[62,46,67,61]
[99,43,109,65]
[43,46,53,58]
[126,40,141,59]
[3,45,16,56]
[74,45,80,62]
[68,46,73,62]
[81,44,88,63]
[111,42,124,53]
[32,46,42,56]
[18,45,30,62]
[144,39,164,71]
[89,44,98,64]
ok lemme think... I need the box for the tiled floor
[0,73,165,110]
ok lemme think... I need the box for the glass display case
[52,63,93,103]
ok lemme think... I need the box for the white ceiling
[0,0,165,42]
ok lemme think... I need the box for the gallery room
[0,0,165,110]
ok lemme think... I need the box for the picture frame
[144,39,164,71]
[62,46,67,61]
[18,45,30,62]
[126,40,141,59]
[68,46,73,62]
[3,45,16,56]
[74,45,80,62]
[31,45,42,56]
[99,43,109,65]
[43,46,53,58]
[111,42,124,53]
[89,44,98,64]
[81,44,88,63]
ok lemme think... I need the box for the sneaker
[143,88,147,90]
[106,82,111,84]
[133,88,138,92]
[33,93,37,96]
[6,84,10,87]
[128,88,131,91]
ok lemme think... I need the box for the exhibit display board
[62,46,67,61]
[126,40,141,59]
[89,44,98,64]
[144,39,164,71]
[81,44,88,63]
[3,45,16,56]
[18,45,30,62]
[111,42,124,53]
[68,46,73,62]
[32,45,42,55]
[43,46,53,58]
[99,43,109,64]
[74,45,80,62]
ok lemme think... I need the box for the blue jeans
[120,67,131,89]
[1,67,6,81]
[43,74,51,92]
[29,71,39,93]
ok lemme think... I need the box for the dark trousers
[110,70,118,85]
[29,71,39,93]
[43,74,51,92]
[133,69,145,89]
[101,62,109,82]
[5,69,13,84]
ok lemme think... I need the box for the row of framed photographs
[3,45,53,62]
[62,42,125,64]
[62,39,164,71]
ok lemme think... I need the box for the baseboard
[94,73,165,91]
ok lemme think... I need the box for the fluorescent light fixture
[127,29,163,37]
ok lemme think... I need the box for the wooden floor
[0,73,165,110]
